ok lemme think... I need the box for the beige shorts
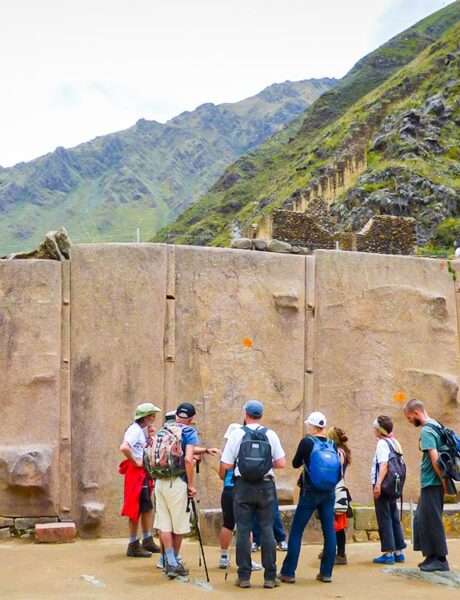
[154,477,190,534]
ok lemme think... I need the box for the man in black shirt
[279,411,338,584]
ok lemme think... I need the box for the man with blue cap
[221,400,286,589]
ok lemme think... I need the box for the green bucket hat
[133,403,161,420]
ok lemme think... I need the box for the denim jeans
[374,494,407,552]
[253,498,286,545]
[281,485,336,578]
[234,478,277,581]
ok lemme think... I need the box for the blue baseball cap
[244,400,264,418]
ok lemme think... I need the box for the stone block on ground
[354,507,378,531]
[15,517,58,530]
[0,528,11,539]
[267,239,292,253]
[353,530,368,542]
[80,502,105,529]
[368,530,380,541]
[35,522,76,543]
[0,518,14,527]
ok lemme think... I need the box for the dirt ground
[1,537,460,600]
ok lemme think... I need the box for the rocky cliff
[155,1,460,253]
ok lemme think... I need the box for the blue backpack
[303,436,340,491]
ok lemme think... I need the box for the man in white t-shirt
[221,400,286,589]
[119,402,161,558]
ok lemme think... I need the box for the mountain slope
[0,78,336,254]
[154,1,460,249]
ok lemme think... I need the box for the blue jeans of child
[253,499,286,545]
[281,485,336,578]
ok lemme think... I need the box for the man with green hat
[119,402,162,557]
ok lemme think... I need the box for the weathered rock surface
[230,237,252,250]
[382,566,460,588]
[5,228,71,260]
[267,239,292,253]
[80,502,105,528]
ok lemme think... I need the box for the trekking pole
[190,497,210,583]
[225,527,236,582]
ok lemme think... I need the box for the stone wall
[356,215,417,254]
[1,246,459,537]
[271,209,335,249]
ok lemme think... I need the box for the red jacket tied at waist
[119,459,153,522]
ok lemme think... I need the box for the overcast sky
[0,0,456,167]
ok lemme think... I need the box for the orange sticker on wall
[439,261,446,269]
[393,392,407,404]
[243,338,253,348]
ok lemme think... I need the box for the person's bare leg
[172,533,184,555]
[140,510,153,534]
[220,527,232,550]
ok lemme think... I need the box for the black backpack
[423,422,460,482]
[237,426,272,483]
[380,439,406,499]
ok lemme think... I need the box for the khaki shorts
[154,477,190,534]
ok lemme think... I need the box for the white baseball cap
[224,423,242,439]
[305,411,327,428]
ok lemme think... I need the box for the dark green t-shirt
[420,419,442,488]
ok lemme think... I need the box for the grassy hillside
[154,1,460,250]
[0,78,335,255]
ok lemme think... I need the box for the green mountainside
[154,2,460,252]
[0,78,336,254]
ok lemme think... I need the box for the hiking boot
[335,554,348,565]
[418,556,431,568]
[278,541,288,551]
[219,556,230,569]
[264,578,281,588]
[316,573,332,583]
[165,562,190,578]
[420,559,449,572]
[235,578,251,588]
[126,539,152,558]
[251,561,262,571]
[278,574,295,583]
[141,535,161,553]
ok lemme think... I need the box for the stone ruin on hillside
[237,151,417,256]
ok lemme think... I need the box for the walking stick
[225,527,236,582]
[190,497,210,583]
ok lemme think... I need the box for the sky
[0,0,456,167]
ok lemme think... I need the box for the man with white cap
[119,402,162,557]
[279,411,339,584]
[221,400,286,589]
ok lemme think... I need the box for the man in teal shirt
[404,398,449,572]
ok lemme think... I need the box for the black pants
[414,485,448,558]
[374,494,406,552]
[233,478,276,581]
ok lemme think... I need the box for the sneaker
[165,562,190,578]
[335,554,348,565]
[316,573,332,583]
[157,555,164,569]
[264,578,281,588]
[141,535,161,553]
[251,543,260,553]
[278,541,288,551]
[235,578,251,588]
[126,540,152,558]
[219,556,230,569]
[372,554,395,564]
[394,553,405,563]
[278,574,295,583]
[420,559,450,572]
[418,556,431,568]
[251,561,262,571]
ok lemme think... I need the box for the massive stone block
[70,244,167,536]
[0,260,61,516]
[313,250,460,502]
[173,246,307,508]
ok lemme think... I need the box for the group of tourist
[119,397,452,588]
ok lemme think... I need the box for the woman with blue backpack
[371,415,407,564]
[279,411,340,584]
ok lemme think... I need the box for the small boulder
[230,238,252,250]
[267,239,292,253]
[253,239,268,251]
